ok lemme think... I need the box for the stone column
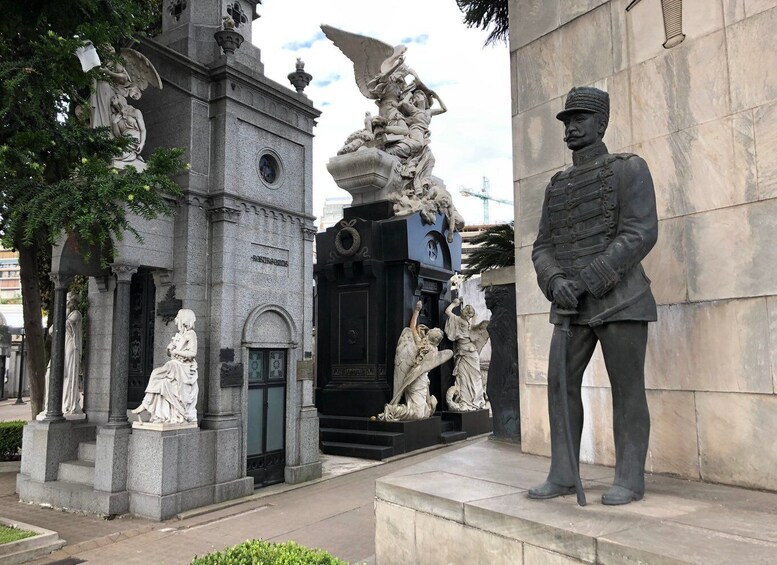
[202,205,240,429]
[43,273,73,421]
[106,264,137,428]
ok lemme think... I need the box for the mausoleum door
[246,348,287,487]
[127,269,156,408]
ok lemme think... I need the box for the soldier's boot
[527,480,575,499]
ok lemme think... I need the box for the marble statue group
[82,45,162,171]
[379,297,491,422]
[322,25,464,242]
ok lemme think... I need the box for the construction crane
[459,177,513,224]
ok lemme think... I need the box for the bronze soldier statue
[529,86,658,505]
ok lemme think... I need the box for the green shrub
[191,540,348,565]
[0,421,25,461]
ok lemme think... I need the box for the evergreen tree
[456,0,510,45]
[0,0,184,417]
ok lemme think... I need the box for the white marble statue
[37,294,83,420]
[62,294,83,414]
[444,299,490,412]
[321,25,463,242]
[132,309,198,425]
[379,301,453,422]
[87,45,161,171]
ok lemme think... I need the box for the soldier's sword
[556,308,586,507]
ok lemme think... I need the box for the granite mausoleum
[18,0,321,520]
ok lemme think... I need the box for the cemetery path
[14,439,482,564]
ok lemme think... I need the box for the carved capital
[111,263,138,282]
[207,206,241,224]
[48,272,74,290]
[301,224,317,241]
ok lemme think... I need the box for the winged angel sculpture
[445,299,490,412]
[322,25,464,242]
[87,46,162,171]
[379,301,453,421]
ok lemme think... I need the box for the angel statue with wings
[87,45,162,171]
[379,301,453,422]
[445,299,490,412]
[322,25,462,241]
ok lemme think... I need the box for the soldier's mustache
[564,134,582,142]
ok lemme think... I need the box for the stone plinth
[325,148,402,205]
[126,425,252,520]
[439,409,491,438]
[375,440,777,565]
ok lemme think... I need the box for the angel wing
[321,24,401,98]
[470,320,491,354]
[120,48,162,94]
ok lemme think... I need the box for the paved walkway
[2,440,482,564]
[0,396,34,422]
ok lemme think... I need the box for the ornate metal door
[246,348,287,487]
[127,269,156,408]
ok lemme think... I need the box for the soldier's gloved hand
[551,278,583,310]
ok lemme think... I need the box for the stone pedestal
[440,409,492,438]
[326,149,403,206]
[315,201,461,417]
[126,425,252,520]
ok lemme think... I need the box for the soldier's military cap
[556,86,610,121]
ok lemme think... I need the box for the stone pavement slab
[22,439,486,564]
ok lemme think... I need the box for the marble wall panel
[509,0,559,50]
[722,0,746,24]
[641,217,688,304]
[415,512,524,565]
[624,0,667,66]
[645,390,700,478]
[524,545,586,565]
[510,50,519,117]
[559,5,614,91]
[767,296,777,394]
[517,314,553,385]
[728,7,777,111]
[610,0,629,73]
[520,382,551,456]
[579,386,616,467]
[515,247,551,316]
[513,98,566,179]
[631,53,676,143]
[645,299,772,393]
[682,0,725,41]
[374,501,417,565]
[559,0,609,25]
[754,101,777,199]
[517,169,559,247]
[513,32,562,113]
[696,392,777,490]
[640,116,757,220]
[672,30,730,131]
[743,0,777,18]
[592,71,633,152]
[686,199,777,300]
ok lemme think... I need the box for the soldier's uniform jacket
[532,141,658,326]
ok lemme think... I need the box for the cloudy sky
[251,0,514,226]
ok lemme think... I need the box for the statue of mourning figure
[132,309,199,426]
[37,293,83,420]
[379,301,453,422]
[83,45,162,171]
[444,299,490,412]
[322,25,464,242]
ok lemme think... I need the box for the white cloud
[252,0,514,226]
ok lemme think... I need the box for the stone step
[78,441,96,463]
[320,427,405,449]
[440,430,468,444]
[17,474,129,516]
[318,414,372,431]
[321,440,394,460]
[57,459,95,486]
